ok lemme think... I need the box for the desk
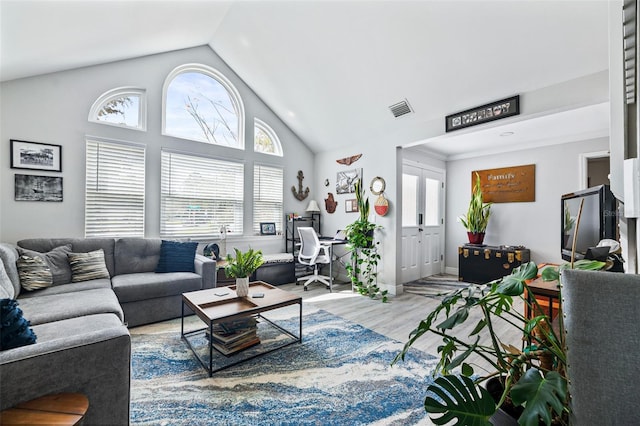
[319,238,348,292]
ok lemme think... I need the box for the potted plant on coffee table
[224,248,264,297]
[459,172,492,245]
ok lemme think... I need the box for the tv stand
[458,244,530,284]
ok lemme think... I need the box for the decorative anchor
[292,170,310,201]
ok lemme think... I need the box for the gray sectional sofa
[0,237,216,425]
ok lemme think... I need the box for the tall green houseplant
[459,172,491,244]
[393,259,606,425]
[345,179,387,302]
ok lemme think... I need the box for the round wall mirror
[370,176,386,195]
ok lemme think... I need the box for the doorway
[400,163,445,283]
[579,150,610,189]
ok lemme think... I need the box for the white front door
[401,164,445,283]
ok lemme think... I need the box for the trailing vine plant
[344,179,387,302]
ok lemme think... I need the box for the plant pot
[235,277,249,297]
[467,232,485,245]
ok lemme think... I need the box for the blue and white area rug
[130,308,437,425]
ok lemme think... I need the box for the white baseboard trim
[445,266,459,276]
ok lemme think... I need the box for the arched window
[163,64,244,149]
[254,118,283,156]
[88,87,146,131]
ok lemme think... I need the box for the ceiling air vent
[389,99,413,118]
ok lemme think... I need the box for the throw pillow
[16,256,53,291]
[0,299,37,351]
[16,244,73,285]
[155,240,198,273]
[0,261,14,299]
[68,249,111,283]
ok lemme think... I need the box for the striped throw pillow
[16,255,53,291]
[68,249,110,283]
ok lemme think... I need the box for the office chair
[296,227,331,291]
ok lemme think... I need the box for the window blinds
[85,138,146,237]
[253,164,283,234]
[161,150,244,238]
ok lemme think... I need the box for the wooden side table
[0,393,88,425]
[526,276,560,320]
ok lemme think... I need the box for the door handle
[418,228,424,232]
[418,213,423,225]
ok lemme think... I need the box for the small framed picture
[11,139,62,172]
[345,199,359,213]
[260,222,276,235]
[15,174,63,202]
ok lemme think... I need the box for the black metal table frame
[181,299,302,377]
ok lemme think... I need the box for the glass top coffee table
[181,281,302,376]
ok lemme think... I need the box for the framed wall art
[336,168,362,194]
[15,174,63,202]
[445,95,520,132]
[345,199,359,213]
[10,139,62,172]
[260,222,276,235]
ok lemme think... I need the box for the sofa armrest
[195,254,216,289]
[0,325,131,425]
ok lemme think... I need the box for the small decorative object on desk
[224,248,264,298]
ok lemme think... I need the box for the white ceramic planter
[236,277,249,297]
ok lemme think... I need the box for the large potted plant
[224,248,264,297]
[345,179,387,302]
[459,172,492,245]
[393,259,606,425]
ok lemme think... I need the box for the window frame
[160,149,245,239]
[88,87,147,131]
[254,118,283,156]
[162,63,245,149]
[84,136,146,238]
[253,162,284,236]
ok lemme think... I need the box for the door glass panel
[424,178,439,226]
[402,173,418,226]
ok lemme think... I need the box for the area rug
[130,308,437,425]
[403,274,469,298]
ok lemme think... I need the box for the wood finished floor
[279,279,524,375]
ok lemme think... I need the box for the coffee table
[181,281,302,376]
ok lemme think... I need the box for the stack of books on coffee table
[207,317,260,356]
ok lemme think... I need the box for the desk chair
[296,227,331,291]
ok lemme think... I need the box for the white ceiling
[0,0,610,156]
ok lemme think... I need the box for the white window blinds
[161,150,244,238]
[253,164,283,235]
[85,138,146,237]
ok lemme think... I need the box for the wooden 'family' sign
[473,164,535,203]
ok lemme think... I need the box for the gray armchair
[561,269,640,425]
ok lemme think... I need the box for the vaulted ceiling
[0,0,610,156]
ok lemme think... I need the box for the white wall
[445,137,610,271]
[314,143,397,294]
[0,45,314,249]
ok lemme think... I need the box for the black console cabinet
[458,245,531,284]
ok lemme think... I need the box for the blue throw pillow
[1,299,37,351]
[155,240,198,273]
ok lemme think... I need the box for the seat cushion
[17,288,124,326]
[111,272,202,303]
[114,238,161,276]
[17,279,112,299]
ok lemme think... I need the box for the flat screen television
[561,185,618,261]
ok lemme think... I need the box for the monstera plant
[393,259,606,425]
